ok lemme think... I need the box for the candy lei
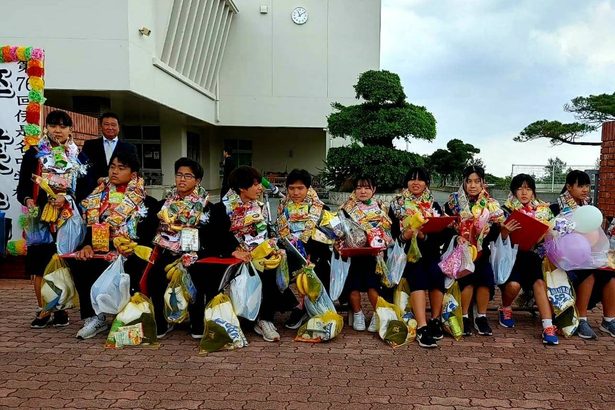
[81,176,146,239]
[391,188,437,223]
[277,187,324,243]
[36,135,84,194]
[504,194,553,223]
[342,193,392,233]
[223,189,269,250]
[557,190,588,215]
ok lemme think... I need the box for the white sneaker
[352,311,366,331]
[76,314,108,340]
[367,315,378,332]
[254,320,280,342]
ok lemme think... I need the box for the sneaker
[30,314,52,329]
[416,326,438,348]
[498,307,515,328]
[462,317,473,336]
[367,315,378,332]
[284,308,309,330]
[474,316,493,336]
[577,319,597,339]
[157,324,175,339]
[254,320,280,342]
[52,310,69,327]
[542,326,559,345]
[599,319,615,338]
[352,311,366,331]
[428,318,444,340]
[76,314,108,340]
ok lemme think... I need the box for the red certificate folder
[197,257,242,265]
[505,211,550,252]
[420,216,458,234]
[339,247,385,258]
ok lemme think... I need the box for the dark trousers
[146,250,178,333]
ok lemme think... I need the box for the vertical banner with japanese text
[0,46,45,244]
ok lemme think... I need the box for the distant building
[1,0,381,190]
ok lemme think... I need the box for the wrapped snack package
[105,293,158,348]
[318,210,344,240]
[41,254,79,312]
[91,222,110,253]
[163,268,192,324]
[199,293,248,354]
[543,259,578,337]
[442,281,463,340]
[339,214,367,248]
[295,311,343,343]
[375,297,413,347]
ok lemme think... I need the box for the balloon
[572,206,603,234]
[583,230,600,247]
[556,233,592,267]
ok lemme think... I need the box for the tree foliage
[322,145,425,192]
[516,92,615,146]
[327,70,436,148]
[427,139,480,186]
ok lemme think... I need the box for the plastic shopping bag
[56,199,86,255]
[164,266,192,324]
[329,253,350,301]
[229,262,262,321]
[199,293,248,354]
[90,255,131,315]
[489,234,519,285]
[543,258,578,337]
[105,293,158,348]
[375,297,414,347]
[386,240,407,286]
[40,254,79,312]
[393,278,416,325]
[442,281,463,340]
[275,253,290,292]
[295,310,343,343]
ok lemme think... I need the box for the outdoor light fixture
[138,27,152,36]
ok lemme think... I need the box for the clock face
[291,7,308,25]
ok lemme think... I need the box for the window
[123,125,162,185]
[224,139,252,167]
[187,132,200,163]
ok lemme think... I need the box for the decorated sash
[277,187,325,244]
[222,189,269,251]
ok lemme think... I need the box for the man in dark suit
[220,146,236,197]
[78,112,137,201]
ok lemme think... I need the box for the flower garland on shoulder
[154,185,209,252]
[222,189,269,250]
[503,194,553,223]
[277,187,325,244]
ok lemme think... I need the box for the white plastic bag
[90,255,131,315]
[386,240,407,286]
[56,200,86,255]
[229,262,262,321]
[489,234,519,285]
[329,253,350,301]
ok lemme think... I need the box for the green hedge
[323,145,425,192]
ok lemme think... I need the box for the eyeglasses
[175,173,196,180]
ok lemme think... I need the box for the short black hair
[46,110,72,127]
[404,167,430,187]
[353,175,376,190]
[229,166,261,192]
[510,173,536,196]
[463,165,485,181]
[174,157,204,180]
[99,112,120,125]
[110,149,141,173]
[286,169,312,188]
[562,170,591,194]
[224,146,233,155]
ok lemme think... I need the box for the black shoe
[52,310,69,327]
[284,308,308,330]
[428,318,444,340]
[474,316,493,336]
[31,314,52,329]
[462,317,473,336]
[416,326,438,348]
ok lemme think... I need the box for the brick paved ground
[1,279,614,410]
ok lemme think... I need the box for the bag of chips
[199,293,248,354]
[105,293,158,348]
[91,223,110,253]
[40,254,79,312]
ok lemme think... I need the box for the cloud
[382,0,614,176]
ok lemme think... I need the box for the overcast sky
[381,0,614,177]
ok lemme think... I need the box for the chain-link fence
[510,164,598,194]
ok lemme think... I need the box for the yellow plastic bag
[442,281,463,340]
[41,254,79,312]
[406,235,422,263]
[163,267,191,324]
[295,310,343,343]
[105,293,158,348]
[199,293,248,354]
[375,297,414,347]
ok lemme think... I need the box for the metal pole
[551,164,555,193]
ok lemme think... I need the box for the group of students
[19,110,615,349]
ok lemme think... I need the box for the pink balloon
[556,233,592,267]
[583,230,601,247]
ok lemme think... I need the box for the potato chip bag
[92,223,110,253]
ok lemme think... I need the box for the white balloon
[572,205,603,234]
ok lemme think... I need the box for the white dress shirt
[103,137,118,165]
